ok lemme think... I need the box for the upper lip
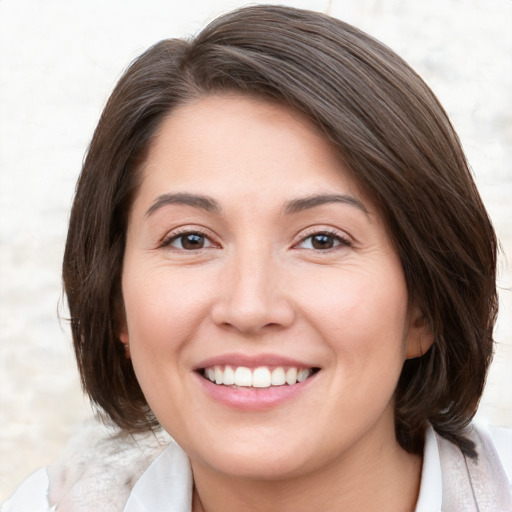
[194,353,320,370]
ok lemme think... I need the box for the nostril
[211,302,296,334]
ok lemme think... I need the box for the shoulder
[467,421,512,485]
[485,423,512,482]
[2,416,171,512]
[435,421,512,510]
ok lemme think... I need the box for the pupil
[182,233,204,249]
[312,234,333,249]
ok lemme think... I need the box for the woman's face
[121,95,430,480]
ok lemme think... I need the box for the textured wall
[1,0,511,502]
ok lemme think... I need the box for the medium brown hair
[63,5,497,457]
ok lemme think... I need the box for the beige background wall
[1,0,511,502]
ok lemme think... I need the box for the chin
[187,433,315,481]
[205,452,311,481]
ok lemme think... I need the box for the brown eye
[166,232,213,250]
[311,234,335,249]
[181,233,205,250]
[296,231,350,251]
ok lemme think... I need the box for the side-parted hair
[63,5,497,457]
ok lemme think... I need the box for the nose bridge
[212,239,293,333]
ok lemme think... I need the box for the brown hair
[63,5,497,457]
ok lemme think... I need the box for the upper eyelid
[294,226,352,244]
[157,224,353,248]
[290,230,353,254]
[295,234,351,250]
[159,225,220,247]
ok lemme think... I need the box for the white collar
[414,424,443,511]
[124,437,193,512]
[124,425,443,512]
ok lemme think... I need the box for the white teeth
[271,367,286,386]
[223,365,235,385]
[234,366,252,387]
[253,367,272,388]
[285,367,297,385]
[297,368,311,382]
[203,365,315,387]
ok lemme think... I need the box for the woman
[3,5,511,511]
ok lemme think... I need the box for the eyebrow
[145,193,221,217]
[145,192,369,218]
[283,193,369,216]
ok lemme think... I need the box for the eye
[163,231,216,250]
[296,231,350,251]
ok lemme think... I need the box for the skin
[120,95,434,512]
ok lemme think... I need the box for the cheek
[296,265,410,364]
[120,266,213,422]
[301,265,407,326]
[122,265,214,356]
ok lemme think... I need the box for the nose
[210,246,295,334]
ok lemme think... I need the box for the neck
[191,430,422,512]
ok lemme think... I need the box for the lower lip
[195,372,317,410]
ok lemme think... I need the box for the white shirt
[3,423,511,511]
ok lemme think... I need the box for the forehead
[135,94,368,209]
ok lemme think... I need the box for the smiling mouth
[200,365,320,388]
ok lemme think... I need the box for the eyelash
[294,228,352,251]
[159,228,218,251]
[159,226,351,253]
